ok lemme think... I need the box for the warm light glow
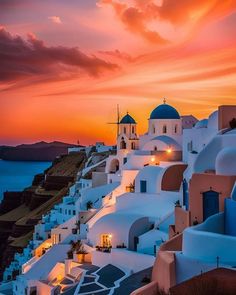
[166,148,172,154]
[151,157,155,162]
[108,234,112,238]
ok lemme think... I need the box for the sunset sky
[1,0,236,145]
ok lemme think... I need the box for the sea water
[0,160,51,202]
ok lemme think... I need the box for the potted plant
[175,200,181,207]
[73,240,88,263]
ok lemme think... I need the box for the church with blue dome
[150,103,180,120]
[115,100,183,157]
[141,100,183,152]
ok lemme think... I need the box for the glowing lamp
[166,148,172,154]
[151,157,155,162]
[108,234,112,238]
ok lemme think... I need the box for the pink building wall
[132,234,183,295]
[174,207,191,235]
[218,105,236,130]
[189,173,236,225]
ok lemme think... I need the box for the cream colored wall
[119,123,137,137]
[148,119,182,137]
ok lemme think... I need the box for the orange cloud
[99,0,236,45]
[98,0,168,44]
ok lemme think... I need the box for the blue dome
[120,113,136,124]
[150,104,180,120]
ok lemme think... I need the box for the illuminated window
[101,234,112,247]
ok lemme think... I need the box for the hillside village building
[0,102,236,295]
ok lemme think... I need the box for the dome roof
[120,113,136,124]
[150,103,180,120]
[208,111,218,130]
[194,119,208,129]
[215,147,236,176]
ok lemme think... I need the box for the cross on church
[163,97,167,104]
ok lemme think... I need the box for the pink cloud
[0,27,119,84]
[48,16,62,24]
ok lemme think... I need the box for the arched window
[124,127,126,134]
[163,125,167,133]
[154,146,157,151]
[174,124,178,133]
[120,137,126,149]
[153,125,155,134]
[109,158,119,173]
[132,126,135,133]
[131,142,135,150]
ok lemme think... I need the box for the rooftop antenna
[107,104,120,138]
[163,97,167,104]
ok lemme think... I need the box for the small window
[124,127,126,134]
[163,125,167,133]
[140,180,147,193]
[123,157,127,164]
[154,146,157,151]
[153,125,155,134]
[131,142,135,150]
[73,210,76,215]
[174,124,178,133]
[132,126,135,133]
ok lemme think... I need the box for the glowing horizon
[1,0,236,146]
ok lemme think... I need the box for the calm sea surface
[0,160,51,201]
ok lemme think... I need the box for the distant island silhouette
[0,141,82,161]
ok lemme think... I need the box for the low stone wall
[43,175,74,190]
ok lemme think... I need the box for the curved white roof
[142,135,182,151]
[151,135,182,149]
[208,110,218,130]
[90,213,145,232]
[215,147,236,176]
[135,166,164,194]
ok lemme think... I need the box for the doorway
[203,190,219,221]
